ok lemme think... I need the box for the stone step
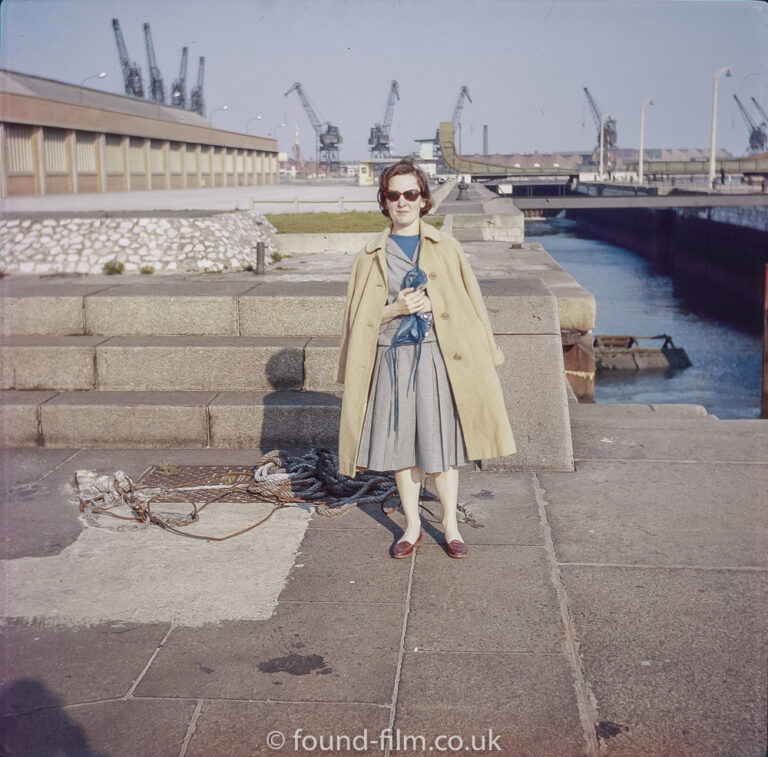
[0,390,341,449]
[0,336,340,393]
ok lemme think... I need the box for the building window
[200,147,211,173]
[129,138,144,173]
[225,149,234,173]
[185,145,197,173]
[43,128,68,175]
[6,124,34,175]
[105,134,123,175]
[169,142,182,173]
[150,140,164,173]
[76,132,97,173]
[236,151,245,173]
[213,147,223,173]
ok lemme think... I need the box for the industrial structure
[0,70,278,197]
[583,87,617,167]
[368,80,399,158]
[285,82,342,171]
[111,19,144,99]
[433,85,471,157]
[733,95,767,154]
[171,47,188,110]
[111,19,205,117]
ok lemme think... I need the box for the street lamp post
[599,113,610,180]
[80,72,106,87]
[210,104,229,123]
[639,97,654,184]
[709,66,731,190]
[246,115,262,134]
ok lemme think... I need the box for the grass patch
[267,211,444,234]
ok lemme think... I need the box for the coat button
[429,272,437,279]
[453,354,462,360]
[441,312,449,319]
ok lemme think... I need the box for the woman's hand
[381,287,432,324]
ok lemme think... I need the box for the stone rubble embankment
[0,210,279,275]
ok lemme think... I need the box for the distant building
[0,69,279,197]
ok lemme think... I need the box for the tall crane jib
[143,22,165,104]
[751,97,768,127]
[189,57,205,117]
[583,87,617,166]
[111,18,144,98]
[733,95,767,154]
[369,80,400,158]
[171,46,188,109]
[285,82,342,173]
[434,85,471,158]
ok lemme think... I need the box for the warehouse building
[0,70,279,198]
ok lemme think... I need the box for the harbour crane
[733,95,767,154]
[189,57,205,117]
[451,85,472,124]
[369,80,400,158]
[434,85,472,157]
[171,46,188,109]
[143,22,165,104]
[583,87,617,166]
[285,82,342,172]
[111,18,144,98]
[751,97,768,127]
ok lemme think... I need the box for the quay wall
[566,206,768,331]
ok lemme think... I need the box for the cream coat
[334,220,516,477]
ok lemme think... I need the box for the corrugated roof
[0,69,213,129]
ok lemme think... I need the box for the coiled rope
[75,448,466,542]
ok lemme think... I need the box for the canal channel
[526,218,762,419]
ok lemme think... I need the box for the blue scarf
[384,242,434,431]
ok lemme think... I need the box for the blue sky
[1,0,766,160]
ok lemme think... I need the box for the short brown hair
[377,159,433,219]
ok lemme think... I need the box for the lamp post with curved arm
[210,104,229,124]
[709,66,731,190]
[638,97,654,184]
[80,72,106,87]
[246,115,262,134]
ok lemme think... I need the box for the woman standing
[335,160,515,559]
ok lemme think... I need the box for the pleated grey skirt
[356,341,470,474]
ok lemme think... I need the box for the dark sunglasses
[385,189,421,202]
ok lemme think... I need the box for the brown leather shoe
[445,539,468,559]
[390,531,422,559]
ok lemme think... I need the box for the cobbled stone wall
[0,211,278,275]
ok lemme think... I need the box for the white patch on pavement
[0,503,311,627]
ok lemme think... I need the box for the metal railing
[248,197,380,212]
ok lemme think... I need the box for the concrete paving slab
[40,390,216,447]
[0,698,197,757]
[96,336,307,391]
[479,278,560,335]
[569,402,712,426]
[0,619,170,713]
[393,651,585,756]
[562,565,768,755]
[209,391,341,448]
[304,336,340,392]
[135,604,403,703]
[571,419,768,462]
[0,296,85,336]
[538,461,767,567]
[490,334,573,471]
[186,700,391,757]
[2,502,310,626]
[406,546,563,654]
[84,294,239,335]
[0,335,107,389]
[280,529,411,603]
[0,389,58,445]
[0,447,78,489]
[239,294,346,337]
